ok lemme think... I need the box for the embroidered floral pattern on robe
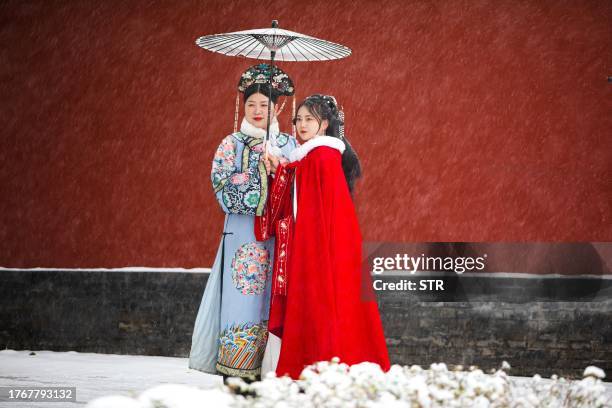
[212,135,266,215]
[231,242,270,295]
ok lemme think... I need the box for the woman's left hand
[264,154,279,174]
[263,154,279,175]
[263,154,288,175]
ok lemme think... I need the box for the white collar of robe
[289,136,345,163]
[240,117,280,140]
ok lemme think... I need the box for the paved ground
[0,350,219,407]
[0,349,609,407]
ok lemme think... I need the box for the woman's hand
[263,154,287,175]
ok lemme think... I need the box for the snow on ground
[0,349,610,407]
[0,349,220,407]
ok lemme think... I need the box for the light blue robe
[189,129,297,378]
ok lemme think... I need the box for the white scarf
[289,135,345,162]
[240,117,280,139]
[240,117,283,156]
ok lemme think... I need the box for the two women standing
[190,64,389,382]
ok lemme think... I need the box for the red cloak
[257,142,390,379]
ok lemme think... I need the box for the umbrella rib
[319,41,349,58]
[198,36,243,53]
[303,39,345,59]
[241,37,262,57]
[224,35,259,55]
[215,35,255,54]
[294,39,324,61]
[284,42,299,61]
[287,41,312,62]
[312,37,347,54]
[278,43,286,61]
[199,35,249,53]
[196,34,241,46]
[255,43,267,59]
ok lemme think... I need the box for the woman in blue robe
[189,64,297,381]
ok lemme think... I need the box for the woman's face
[244,92,277,129]
[295,105,328,141]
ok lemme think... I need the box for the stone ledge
[0,270,610,380]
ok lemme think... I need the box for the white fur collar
[240,117,279,139]
[289,136,345,162]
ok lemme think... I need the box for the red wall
[0,0,610,267]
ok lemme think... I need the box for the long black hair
[293,94,362,194]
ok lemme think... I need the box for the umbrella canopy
[195,26,351,61]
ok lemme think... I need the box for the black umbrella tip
[272,20,278,28]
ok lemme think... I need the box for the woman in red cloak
[256,94,390,379]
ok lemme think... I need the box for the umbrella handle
[265,47,276,162]
[264,21,278,165]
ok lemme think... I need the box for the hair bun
[306,94,339,113]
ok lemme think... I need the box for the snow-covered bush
[87,359,609,408]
